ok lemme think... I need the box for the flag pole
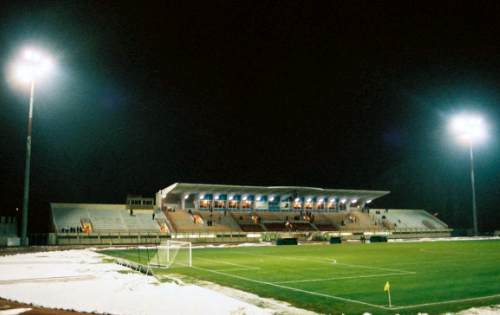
[387,287,392,307]
[384,281,392,307]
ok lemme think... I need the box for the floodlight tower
[449,113,488,236]
[10,47,54,245]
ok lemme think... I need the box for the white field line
[233,251,414,274]
[390,293,500,310]
[334,262,415,274]
[216,267,263,272]
[196,257,260,270]
[172,261,500,311]
[188,264,500,310]
[187,263,390,310]
[272,272,414,284]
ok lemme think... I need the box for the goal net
[148,240,192,269]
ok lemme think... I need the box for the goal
[149,240,192,269]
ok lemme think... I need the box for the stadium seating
[51,203,449,238]
[51,203,166,233]
[165,210,243,233]
[369,209,448,230]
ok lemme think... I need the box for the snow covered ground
[0,249,277,315]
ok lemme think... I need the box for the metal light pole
[21,80,35,245]
[468,144,478,236]
[449,113,487,237]
[10,47,54,246]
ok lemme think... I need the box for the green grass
[100,240,500,314]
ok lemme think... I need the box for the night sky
[1,1,499,233]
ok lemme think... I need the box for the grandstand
[51,203,169,235]
[48,183,452,245]
[369,208,448,231]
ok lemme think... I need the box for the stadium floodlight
[351,199,358,203]
[214,194,219,200]
[228,195,233,201]
[366,200,372,204]
[449,114,487,145]
[199,194,205,199]
[448,113,489,236]
[340,198,347,204]
[184,194,189,200]
[9,46,55,246]
[269,196,274,202]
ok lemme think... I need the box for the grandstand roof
[159,183,390,200]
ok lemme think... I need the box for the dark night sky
[0,1,499,232]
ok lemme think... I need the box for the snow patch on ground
[0,309,32,315]
[0,250,278,315]
[454,305,500,315]
[161,273,317,315]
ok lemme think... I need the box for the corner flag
[384,281,390,292]
[384,281,392,307]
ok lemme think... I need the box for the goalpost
[148,240,192,269]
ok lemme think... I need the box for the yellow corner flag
[384,281,392,307]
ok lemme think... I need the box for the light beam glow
[10,47,55,84]
[449,113,488,145]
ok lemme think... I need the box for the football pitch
[101,239,500,314]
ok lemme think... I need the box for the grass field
[101,239,500,315]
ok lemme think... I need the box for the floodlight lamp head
[12,47,55,84]
[449,113,488,145]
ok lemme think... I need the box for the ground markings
[390,293,500,310]
[233,250,416,274]
[190,250,500,311]
[271,271,415,284]
[186,263,500,311]
[187,263,391,310]
[196,257,260,271]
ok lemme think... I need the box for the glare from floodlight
[340,198,347,204]
[269,196,274,202]
[449,113,488,145]
[11,47,55,84]
[366,200,372,204]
